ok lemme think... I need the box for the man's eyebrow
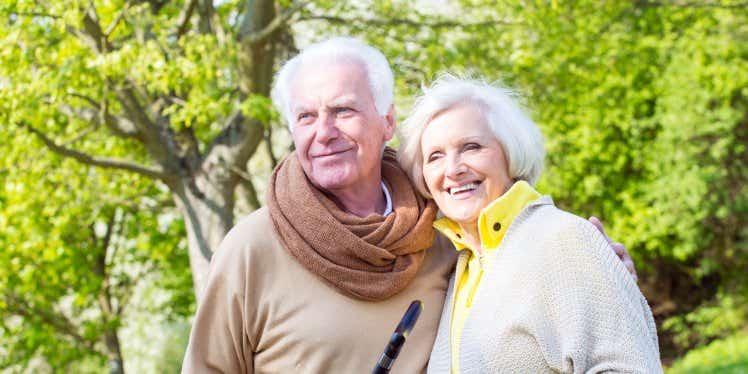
[291,105,314,114]
[327,96,358,108]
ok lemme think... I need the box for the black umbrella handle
[372,300,423,374]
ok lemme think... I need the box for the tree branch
[239,0,311,43]
[7,11,61,19]
[94,209,117,320]
[175,0,199,39]
[4,293,101,355]
[203,111,264,175]
[113,84,183,169]
[100,210,118,271]
[114,260,158,318]
[104,7,128,37]
[298,14,519,29]
[63,94,140,139]
[197,0,216,34]
[231,165,260,212]
[79,5,114,53]
[67,6,182,171]
[21,122,168,180]
[264,127,278,169]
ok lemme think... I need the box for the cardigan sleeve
[181,223,255,374]
[546,218,662,374]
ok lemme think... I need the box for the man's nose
[315,112,340,142]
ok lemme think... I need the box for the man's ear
[383,104,396,141]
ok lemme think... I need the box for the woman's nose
[445,154,466,178]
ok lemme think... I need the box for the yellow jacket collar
[433,181,541,252]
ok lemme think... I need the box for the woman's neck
[458,222,483,254]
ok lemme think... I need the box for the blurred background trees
[1,0,746,371]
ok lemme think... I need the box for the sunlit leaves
[240,94,278,128]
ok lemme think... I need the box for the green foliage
[240,94,278,128]
[667,332,748,374]
[1,0,261,368]
[664,293,748,349]
[1,0,746,368]
[0,89,193,370]
[0,0,242,152]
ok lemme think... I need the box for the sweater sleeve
[546,217,661,374]
[181,222,254,374]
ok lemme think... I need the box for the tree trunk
[172,173,236,302]
[177,0,280,298]
[103,330,125,374]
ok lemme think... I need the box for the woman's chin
[442,209,479,226]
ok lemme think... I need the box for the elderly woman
[398,74,661,373]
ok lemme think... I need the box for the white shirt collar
[381,181,393,216]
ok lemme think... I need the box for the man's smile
[311,147,355,159]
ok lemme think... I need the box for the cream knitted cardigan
[427,196,662,373]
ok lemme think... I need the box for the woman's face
[420,103,513,226]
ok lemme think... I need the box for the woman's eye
[464,143,481,151]
[427,152,443,163]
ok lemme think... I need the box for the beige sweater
[428,197,662,373]
[181,207,457,373]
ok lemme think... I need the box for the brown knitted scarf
[267,148,437,301]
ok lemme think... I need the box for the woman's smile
[420,102,513,225]
[446,181,482,199]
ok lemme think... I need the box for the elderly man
[181,37,635,373]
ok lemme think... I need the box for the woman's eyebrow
[460,134,485,141]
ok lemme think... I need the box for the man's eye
[297,112,313,122]
[335,107,353,114]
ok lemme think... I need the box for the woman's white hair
[398,73,545,198]
[271,37,394,131]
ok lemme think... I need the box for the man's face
[289,61,395,193]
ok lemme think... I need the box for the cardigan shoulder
[512,204,628,278]
[509,204,647,320]
[505,204,661,372]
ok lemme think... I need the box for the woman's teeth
[449,183,479,195]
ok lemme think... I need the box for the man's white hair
[271,37,394,131]
[398,73,545,198]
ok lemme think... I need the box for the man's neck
[326,180,387,217]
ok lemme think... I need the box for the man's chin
[309,172,356,192]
